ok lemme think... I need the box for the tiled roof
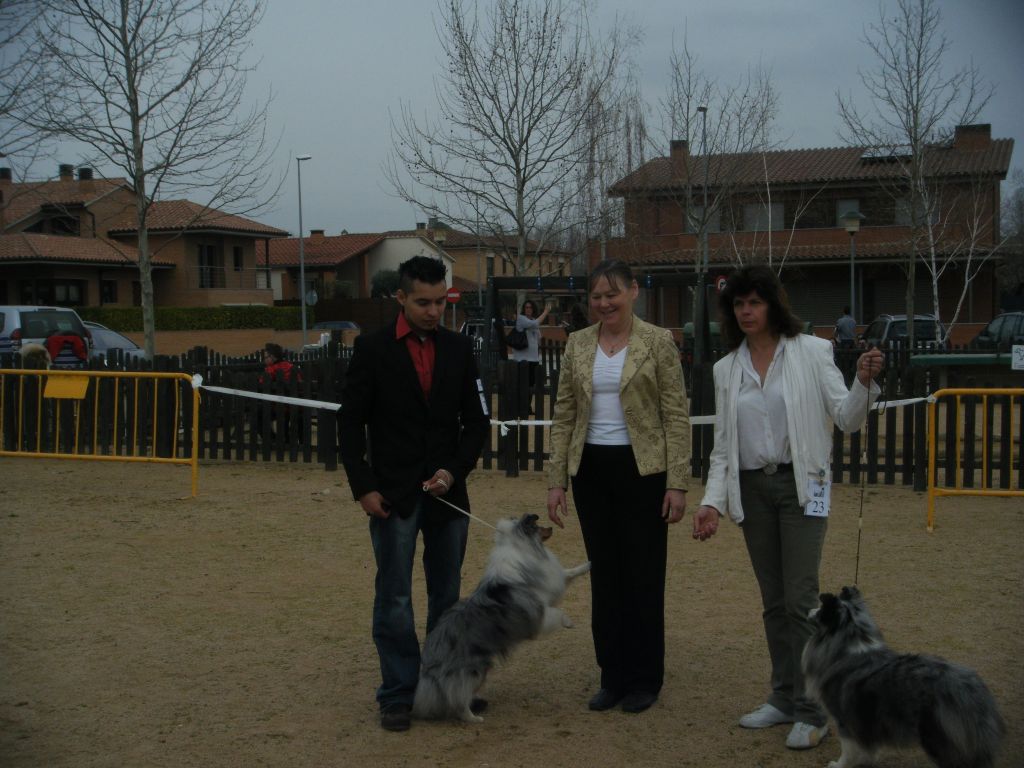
[1,177,132,229]
[452,274,483,292]
[107,199,288,236]
[385,226,567,256]
[626,239,958,267]
[384,227,516,250]
[256,233,385,267]
[0,232,174,266]
[611,139,1014,194]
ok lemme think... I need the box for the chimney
[670,139,689,179]
[77,166,95,193]
[59,163,74,181]
[310,228,325,240]
[0,168,7,226]
[953,124,991,151]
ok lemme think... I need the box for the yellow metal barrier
[927,387,1023,531]
[0,368,200,496]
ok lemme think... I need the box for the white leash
[429,492,497,530]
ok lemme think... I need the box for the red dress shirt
[395,312,435,398]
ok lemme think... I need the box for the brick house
[258,219,569,303]
[0,164,287,308]
[594,124,1013,335]
[256,228,456,302]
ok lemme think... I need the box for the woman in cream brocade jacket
[546,316,691,494]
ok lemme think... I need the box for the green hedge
[77,305,303,331]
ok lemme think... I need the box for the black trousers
[571,443,668,695]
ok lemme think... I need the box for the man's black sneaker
[380,703,411,732]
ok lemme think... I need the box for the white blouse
[586,345,630,445]
[735,336,792,470]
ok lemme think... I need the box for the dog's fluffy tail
[411,675,446,719]
[412,670,481,721]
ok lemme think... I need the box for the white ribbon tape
[490,418,554,436]
[199,384,341,411]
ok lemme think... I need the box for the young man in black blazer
[339,255,489,731]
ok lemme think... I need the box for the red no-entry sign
[446,287,462,303]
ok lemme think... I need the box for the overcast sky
[39,0,1024,236]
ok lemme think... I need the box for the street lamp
[433,227,455,328]
[296,154,311,347]
[693,105,711,365]
[841,209,866,320]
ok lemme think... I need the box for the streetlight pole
[841,210,865,320]
[693,105,710,365]
[296,154,311,348]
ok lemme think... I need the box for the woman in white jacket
[692,265,883,752]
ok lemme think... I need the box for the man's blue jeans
[369,497,469,708]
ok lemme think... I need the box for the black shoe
[621,691,658,713]
[470,697,488,715]
[380,702,411,732]
[588,688,624,711]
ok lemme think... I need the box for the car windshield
[22,310,83,336]
[913,319,938,339]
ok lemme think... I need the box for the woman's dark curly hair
[717,264,804,350]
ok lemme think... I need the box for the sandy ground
[0,458,1021,768]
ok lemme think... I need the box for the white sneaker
[738,703,794,729]
[785,721,829,749]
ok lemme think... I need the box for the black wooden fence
[2,338,1020,491]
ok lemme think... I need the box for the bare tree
[385,0,632,275]
[995,170,1024,298]
[658,35,785,264]
[653,34,784,358]
[0,1,52,171]
[838,0,993,345]
[558,61,647,272]
[17,0,278,357]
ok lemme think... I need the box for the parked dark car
[858,314,948,349]
[83,320,145,362]
[307,320,360,349]
[969,311,1024,351]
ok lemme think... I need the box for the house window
[686,205,721,234]
[24,215,80,236]
[836,198,860,227]
[233,246,244,272]
[19,279,85,306]
[198,243,224,288]
[743,202,784,232]
[894,197,939,226]
[52,281,84,304]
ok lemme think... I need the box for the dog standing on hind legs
[412,513,591,723]
[803,586,1005,768]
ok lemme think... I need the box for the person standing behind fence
[691,265,883,751]
[259,343,297,383]
[339,255,489,733]
[546,259,691,716]
[508,299,552,386]
[562,302,591,337]
[833,306,856,349]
